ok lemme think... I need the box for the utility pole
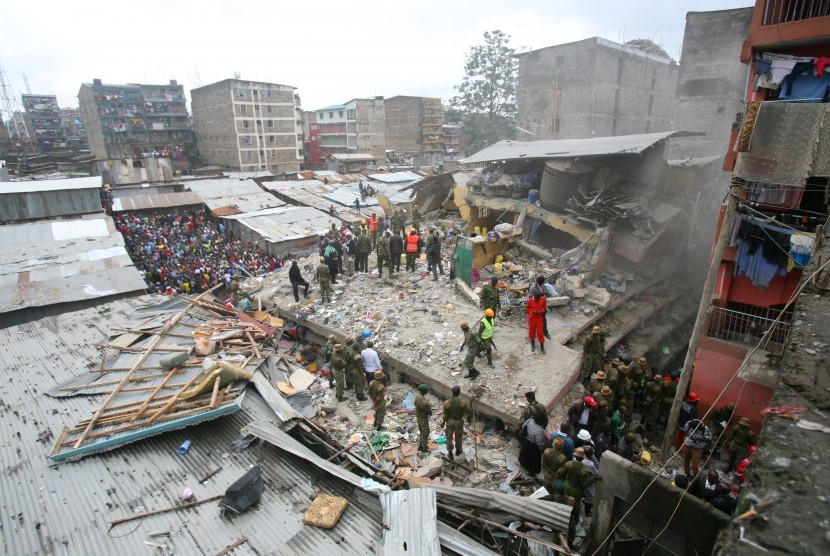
[661,182,742,459]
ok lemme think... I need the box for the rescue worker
[660,375,678,424]
[520,391,548,427]
[641,374,663,432]
[727,417,757,472]
[558,447,603,543]
[528,275,552,339]
[316,257,332,303]
[629,356,651,410]
[541,437,568,496]
[675,392,700,449]
[709,401,736,454]
[527,291,547,354]
[459,321,480,379]
[582,326,605,385]
[392,208,406,236]
[356,229,372,273]
[589,370,607,395]
[480,276,501,313]
[358,218,370,235]
[405,228,421,272]
[441,385,469,460]
[329,344,347,402]
[376,230,391,278]
[389,230,404,274]
[414,384,433,452]
[368,213,379,249]
[426,230,444,280]
[368,370,386,431]
[323,333,337,367]
[411,204,421,233]
[478,308,496,368]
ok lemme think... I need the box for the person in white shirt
[360,341,383,384]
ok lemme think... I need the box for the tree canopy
[451,30,518,153]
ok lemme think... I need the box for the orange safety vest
[406,234,420,253]
[369,216,378,232]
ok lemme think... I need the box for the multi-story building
[314,97,385,163]
[191,79,303,174]
[685,1,830,429]
[21,94,65,150]
[59,108,88,151]
[442,122,461,159]
[515,37,679,140]
[384,96,443,157]
[78,79,195,170]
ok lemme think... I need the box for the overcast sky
[1,0,754,112]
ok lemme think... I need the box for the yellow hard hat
[484,309,495,317]
[361,219,367,224]
[411,227,417,233]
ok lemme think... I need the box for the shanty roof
[0,216,146,315]
[368,171,422,184]
[222,205,337,242]
[222,170,274,179]
[260,181,365,222]
[0,296,385,555]
[461,131,682,164]
[111,191,203,212]
[184,178,285,214]
[329,153,376,161]
[0,175,102,194]
[316,104,345,111]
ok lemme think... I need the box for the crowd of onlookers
[114,209,287,295]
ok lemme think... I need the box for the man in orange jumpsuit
[527,291,547,354]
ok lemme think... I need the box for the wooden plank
[209,376,221,409]
[245,330,261,359]
[70,285,221,449]
[57,372,173,392]
[145,369,209,424]
[131,364,190,422]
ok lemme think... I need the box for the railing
[762,0,830,25]
[705,302,792,354]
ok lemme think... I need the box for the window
[247,151,254,159]
[269,135,276,143]
[255,105,260,112]
[556,55,564,67]
[240,105,247,114]
[329,111,333,119]
[243,120,249,129]
[267,105,273,113]
[347,109,355,118]
[238,91,246,98]
[268,120,274,128]
[339,110,344,118]
[318,112,324,120]
[243,136,251,145]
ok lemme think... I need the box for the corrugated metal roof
[0,216,146,314]
[184,178,286,214]
[461,131,681,164]
[111,192,203,212]
[222,171,274,179]
[368,171,421,184]
[330,153,376,161]
[262,182,365,222]
[222,206,336,242]
[322,183,412,208]
[260,179,327,190]
[379,489,441,555]
[0,175,102,194]
[0,296,385,555]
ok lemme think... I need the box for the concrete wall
[590,451,728,555]
[516,38,678,140]
[385,96,423,154]
[78,84,107,159]
[192,79,302,174]
[355,98,386,162]
[669,8,754,160]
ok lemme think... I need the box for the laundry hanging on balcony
[733,214,794,289]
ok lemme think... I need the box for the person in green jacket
[368,371,387,431]
[442,385,470,460]
[414,384,433,452]
[728,417,757,472]
[458,321,480,379]
[558,447,603,543]
[541,437,568,496]
[316,257,331,303]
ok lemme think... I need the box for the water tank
[539,159,593,213]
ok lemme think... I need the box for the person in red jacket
[405,228,421,272]
[527,291,547,354]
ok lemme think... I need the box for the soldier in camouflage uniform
[458,321,480,379]
[414,384,433,452]
[558,447,603,544]
[479,276,501,313]
[641,374,663,433]
[316,257,332,303]
[542,437,568,496]
[368,370,387,431]
[392,209,406,236]
[410,204,421,233]
[376,230,391,278]
[442,385,470,460]
[355,230,372,273]
[329,344,347,401]
[582,326,605,385]
[520,391,548,428]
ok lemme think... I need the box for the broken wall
[590,452,728,555]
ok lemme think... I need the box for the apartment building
[515,37,679,140]
[384,95,443,156]
[191,79,303,174]
[60,107,88,151]
[314,97,385,163]
[21,94,65,150]
[78,79,195,170]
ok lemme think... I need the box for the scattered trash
[303,494,349,529]
[177,440,192,455]
[219,466,265,514]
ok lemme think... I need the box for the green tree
[451,30,518,153]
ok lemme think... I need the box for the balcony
[762,0,830,25]
[706,302,792,354]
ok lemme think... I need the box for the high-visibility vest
[406,234,420,253]
[480,317,494,340]
[369,217,378,232]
